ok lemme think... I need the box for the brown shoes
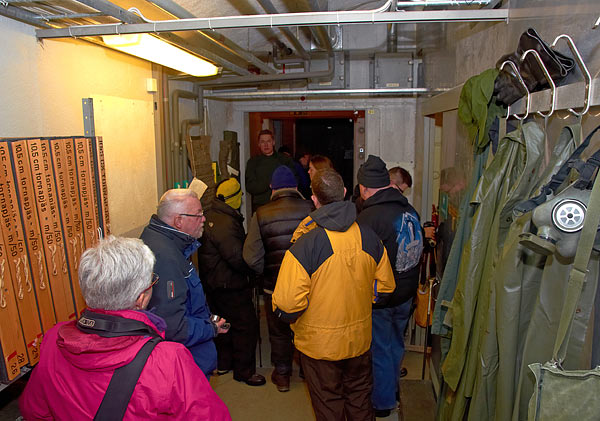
[271,370,290,392]
[234,373,266,386]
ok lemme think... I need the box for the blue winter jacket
[140,215,217,375]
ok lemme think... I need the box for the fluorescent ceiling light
[101,33,219,77]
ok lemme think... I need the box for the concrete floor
[209,350,434,421]
[210,305,436,421]
[0,298,436,421]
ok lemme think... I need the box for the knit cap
[217,178,242,209]
[357,155,390,188]
[270,166,297,190]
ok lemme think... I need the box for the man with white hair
[141,189,228,376]
[20,236,231,420]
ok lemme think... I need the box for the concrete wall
[204,96,418,220]
[0,16,159,237]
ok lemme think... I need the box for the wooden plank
[63,139,86,313]
[11,141,56,334]
[0,142,42,365]
[27,139,76,323]
[91,137,110,236]
[0,234,28,382]
[75,138,99,251]
[49,139,85,316]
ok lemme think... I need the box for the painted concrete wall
[204,96,418,220]
[0,16,159,237]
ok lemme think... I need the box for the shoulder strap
[94,336,163,421]
[552,169,600,364]
[77,309,159,338]
[515,124,600,215]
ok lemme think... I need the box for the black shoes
[216,369,230,376]
[374,408,391,418]
[271,370,291,392]
[234,373,266,386]
[400,367,408,378]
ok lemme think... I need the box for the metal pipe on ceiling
[397,0,490,6]
[171,89,200,185]
[36,9,509,38]
[65,0,251,75]
[203,87,431,99]
[195,55,334,87]
[0,3,53,27]
[33,12,104,20]
[256,0,310,60]
[145,0,276,74]
[305,0,333,52]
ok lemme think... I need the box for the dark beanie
[271,165,297,189]
[357,155,390,188]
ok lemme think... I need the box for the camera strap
[76,310,163,421]
[77,309,159,338]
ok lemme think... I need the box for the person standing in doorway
[245,129,295,212]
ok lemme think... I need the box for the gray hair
[157,189,199,221]
[78,236,156,310]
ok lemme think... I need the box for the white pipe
[204,88,433,99]
[397,0,490,6]
[37,8,509,38]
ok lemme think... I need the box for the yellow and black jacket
[272,201,395,361]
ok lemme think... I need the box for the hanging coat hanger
[499,60,531,121]
[551,34,592,117]
[521,49,556,118]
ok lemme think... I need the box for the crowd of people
[19,128,424,421]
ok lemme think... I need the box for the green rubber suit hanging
[468,125,581,421]
[438,121,546,420]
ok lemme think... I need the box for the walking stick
[254,284,263,367]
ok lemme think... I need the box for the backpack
[394,210,424,273]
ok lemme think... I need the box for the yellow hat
[216,178,242,209]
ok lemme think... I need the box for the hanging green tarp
[437,121,546,420]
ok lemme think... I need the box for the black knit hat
[357,155,390,188]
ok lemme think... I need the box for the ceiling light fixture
[101,33,219,77]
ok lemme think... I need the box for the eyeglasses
[143,273,159,293]
[179,212,204,218]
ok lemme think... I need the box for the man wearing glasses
[141,189,229,377]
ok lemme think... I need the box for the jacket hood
[56,309,163,372]
[362,187,408,209]
[146,214,200,257]
[311,201,356,232]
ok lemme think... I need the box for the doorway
[248,110,365,196]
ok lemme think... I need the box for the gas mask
[519,182,600,258]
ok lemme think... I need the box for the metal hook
[521,49,556,118]
[551,34,592,117]
[499,60,530,121]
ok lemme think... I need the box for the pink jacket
[19,309,231,420]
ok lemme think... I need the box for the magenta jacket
[19,309,231,420]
